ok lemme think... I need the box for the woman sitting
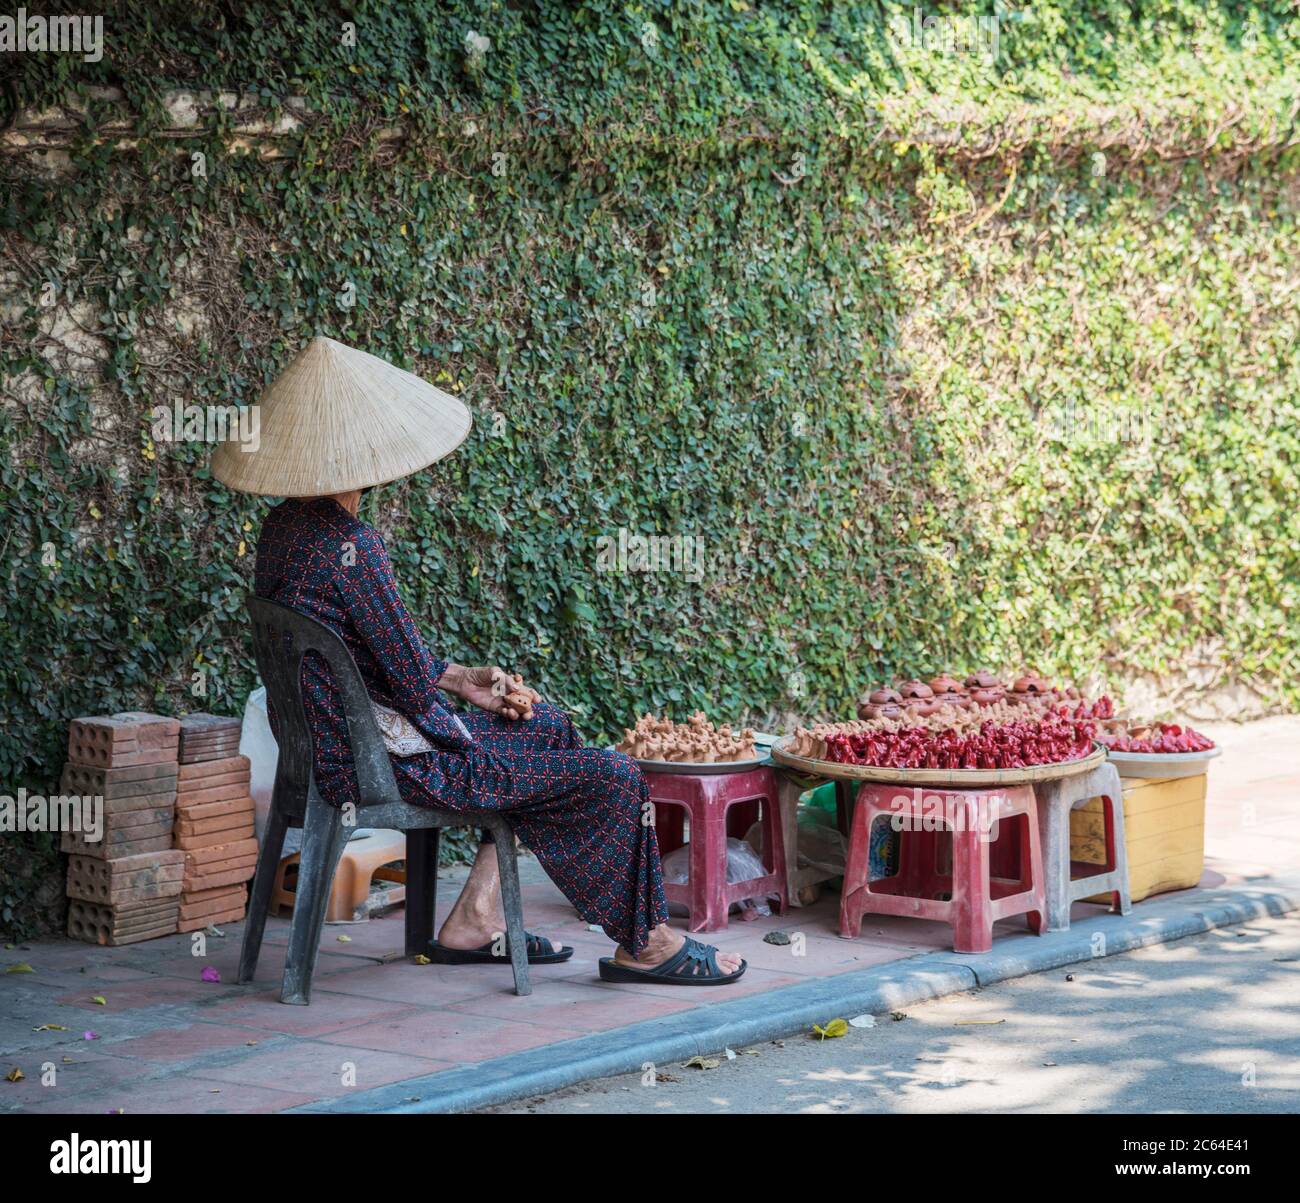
[213,336,744,986]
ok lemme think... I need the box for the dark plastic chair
[237,596,530,1003]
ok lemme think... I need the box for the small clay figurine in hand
[490,668,539,720]
[442,664,538,720]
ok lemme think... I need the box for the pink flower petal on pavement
[83,1031,99,1041]
[200,966,221,983]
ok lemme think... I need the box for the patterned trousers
[395,702,669,954]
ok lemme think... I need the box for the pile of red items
[793,668,1215,769]
[790,673,1115,770]
[822,705,1099,770]
[1098,720,1215,754]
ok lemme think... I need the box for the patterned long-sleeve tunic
[254,496,667,953]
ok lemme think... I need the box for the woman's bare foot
[436,842,561,953]
[612,923,743,975]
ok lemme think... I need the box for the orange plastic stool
[271,829,408,922]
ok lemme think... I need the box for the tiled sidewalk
[3,716,1297,1114]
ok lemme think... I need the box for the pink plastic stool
[647,766,788,933]
[839,783,1046,954]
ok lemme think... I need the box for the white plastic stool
[1034,761,1132,931]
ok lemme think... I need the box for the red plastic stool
[647,766,788,933]
[839,783,1046,954]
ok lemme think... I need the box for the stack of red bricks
[62,712,184,945]
[173,714,254,933]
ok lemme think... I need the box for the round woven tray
[769,737,1107,787]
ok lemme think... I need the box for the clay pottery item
[928,673,964,696]
[970,687,1003,707]
[965,669,1003,690]
[898,680,935,712]
[933,690,970,709]
[1013,673,1051,695]
[858,686,903,720]
[862,701,904,720]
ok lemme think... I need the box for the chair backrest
[247,595,401,815]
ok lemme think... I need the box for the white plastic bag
[240,685,298,853]
[241,684,384,858]
[661,837,773,917]
[796,805,848,876]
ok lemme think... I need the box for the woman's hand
[440,664,540,720]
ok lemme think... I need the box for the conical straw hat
[210,336,472,496]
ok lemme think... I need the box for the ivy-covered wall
[2,1,1298,937]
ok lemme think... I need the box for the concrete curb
[291,872,1300,1114]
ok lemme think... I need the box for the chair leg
[775,774,807,906]
[693,815,730,933]
[838,794,877,939]
[834,779,854,837]
[280,798,349,1005]
[1019,791,1047,936]
[762,794,789,915]
[951,798,993,954]
[239,802,289,984]
[1098,765,1133,916]
[489,819,532,996]
[404,827,441,957]
[1035,784,1073,932]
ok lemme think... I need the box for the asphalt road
[481,913,1300,1113]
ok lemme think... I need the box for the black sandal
[598,936,746,986]
[427,932,574,965]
